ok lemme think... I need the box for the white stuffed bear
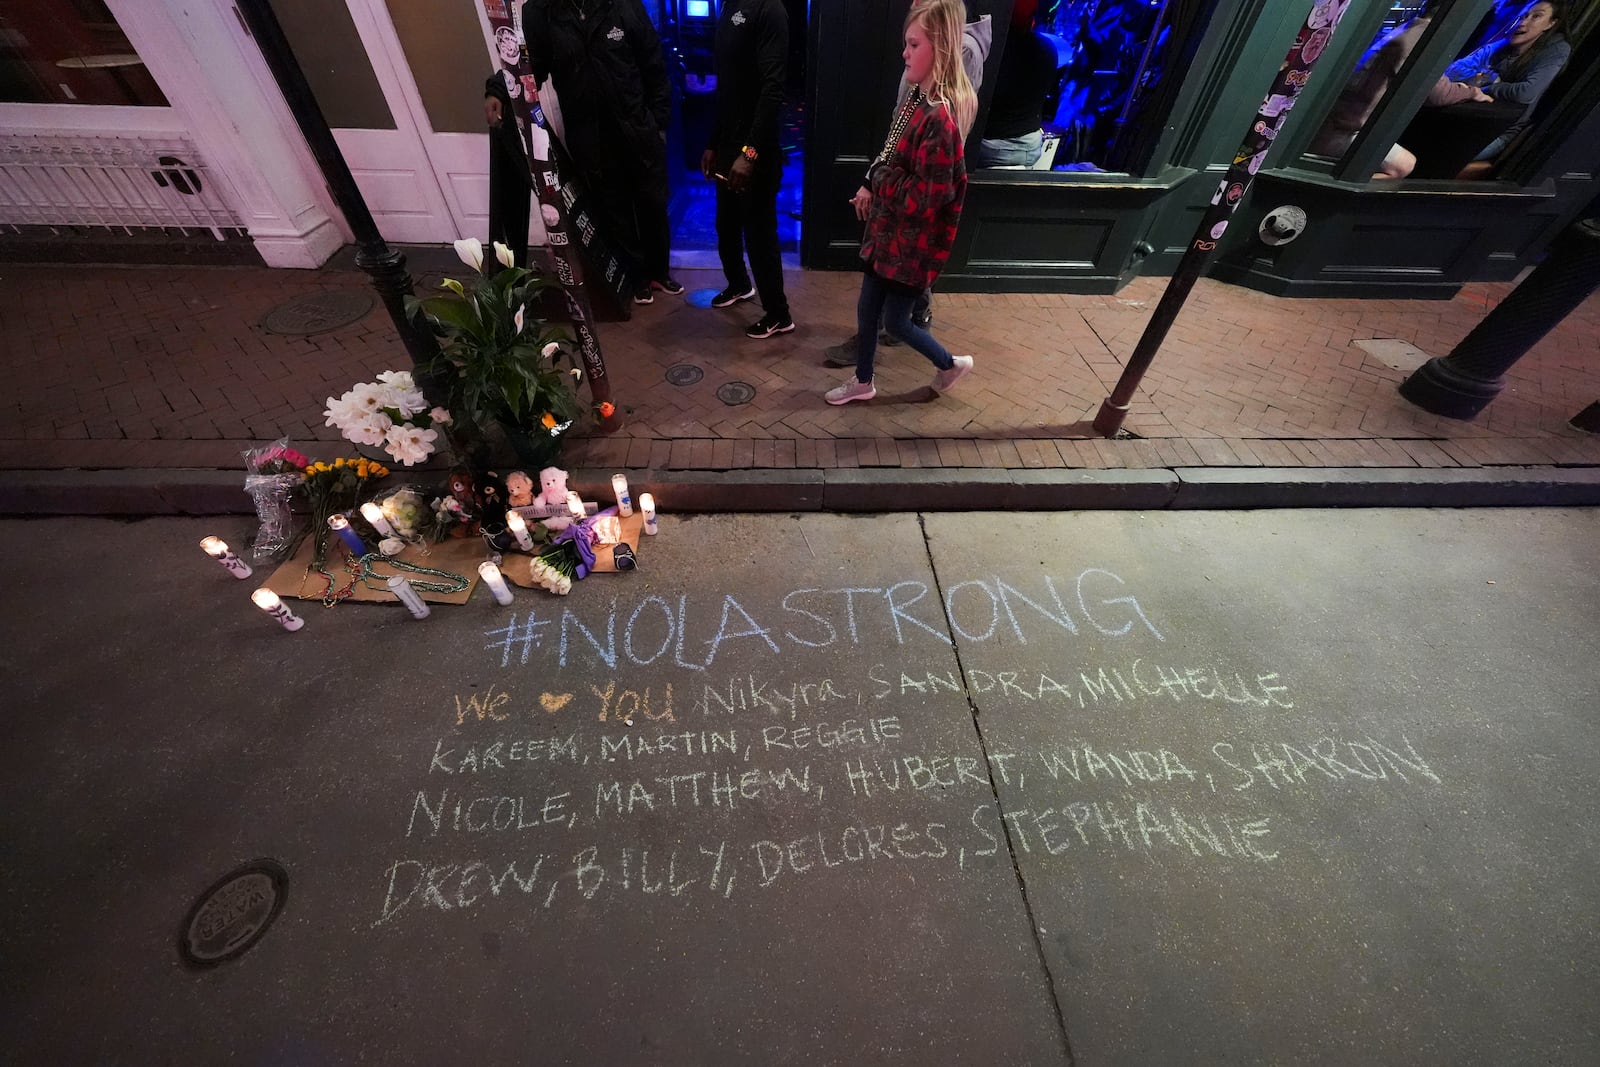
[537,466,570,509]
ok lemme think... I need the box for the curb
[4,465,1600,517]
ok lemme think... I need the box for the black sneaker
[711,285,756,308]
[745,313,795,339]
[652,277,686,296]
[632,285,655,305]
[913,310,933,330]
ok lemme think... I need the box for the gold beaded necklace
[875,85,925,168]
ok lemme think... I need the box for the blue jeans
[975,130,1043,168]
[1473,132,1512,163]
[856,271,954,383]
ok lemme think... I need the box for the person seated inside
[974,0,1059,168]
[1444,0,1570,176]
[1307,5,1490,180]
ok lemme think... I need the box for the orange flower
[541,412,558,429]
[598,401,615,418]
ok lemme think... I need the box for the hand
[485,95,503,126]
[700,148,717,180]
[850,185,872,221]
[1470,86,1492,102]
[729,154,755,193]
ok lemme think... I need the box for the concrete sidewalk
[3,252,1598,514]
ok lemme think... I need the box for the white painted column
[106,0,350,267]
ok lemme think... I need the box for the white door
[334,0,499,244]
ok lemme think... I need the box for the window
[975,0,1212,174]
[1300,0,1582,181]
[0,0,167,106]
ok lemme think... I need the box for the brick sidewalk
[3,257,1598,486]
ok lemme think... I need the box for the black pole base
[1397,356,1505,421]
[1092,397,1129,438]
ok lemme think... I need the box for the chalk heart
[540,692,573,713]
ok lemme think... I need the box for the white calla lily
[541,341,561,359]
[513,306,526,335]
[453,237,484,272]
[493,241,516,269]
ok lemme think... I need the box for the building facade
[5,0,1597,299]
[806,0,1600,298]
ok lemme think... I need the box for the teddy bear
[537,466,570,509]
[505,470,534,508]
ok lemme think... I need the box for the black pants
[716,160,787,319]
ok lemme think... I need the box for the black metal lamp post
[1092,0,1357,437]
[1399,214,1600,420]
[232,0,444,399]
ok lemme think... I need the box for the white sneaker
[825,378,876,405]
[932,354,973,394]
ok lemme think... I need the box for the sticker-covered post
[1092,0,1355,438]
[481,0,623,433]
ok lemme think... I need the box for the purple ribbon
[552,505,617,580]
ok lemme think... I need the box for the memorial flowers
[404,239,584,459]
[242,439,309,562]
[302,456,390,567]
[529,541,577,595]
[324,369,451,467]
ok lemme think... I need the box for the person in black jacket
[523,0,682,304]
[701,0,793,339]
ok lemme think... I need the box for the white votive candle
[386,575,431,619]
[250,587,303,631]
[567,492,586,520]
[200,536,253,578]
[506,510,534,551]
[360,501,396,537]
[639,493,658,535]
[612,473,633,516]
[478,561,515,605]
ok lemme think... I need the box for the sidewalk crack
[917,512,1075,1064]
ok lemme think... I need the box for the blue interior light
[685,0,711,17]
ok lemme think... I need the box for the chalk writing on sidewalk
[481,569,1165,671]
[367,566,1449,926]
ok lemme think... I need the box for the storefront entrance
[274,0,499,244]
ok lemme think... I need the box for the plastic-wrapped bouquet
[373,486,428,539]
[323,369,452,467]
[242,438,309,562]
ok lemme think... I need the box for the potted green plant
[405,238,585,467]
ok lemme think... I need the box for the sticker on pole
[179,860,288,967]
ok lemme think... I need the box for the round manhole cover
[180,860,288,967]
[716,381,756,406]
[263,290,374,335]
[665,363,704,386]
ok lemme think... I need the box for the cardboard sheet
[506,509,645,587]
[263,535,485,604]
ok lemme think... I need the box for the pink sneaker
[932,354,973,394]
[825,378,876,405]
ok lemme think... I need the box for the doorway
[651,0,805,269]
[273,0,499,244]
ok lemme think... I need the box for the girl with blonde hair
[826,0,978,405]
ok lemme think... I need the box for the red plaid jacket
[861,99,967,291]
